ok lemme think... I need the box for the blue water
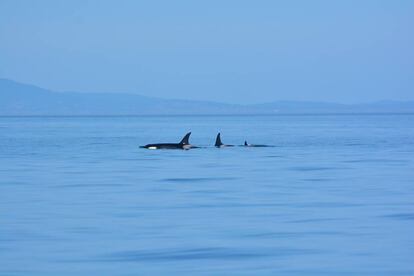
[1,114,413,275]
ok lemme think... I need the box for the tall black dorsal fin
[179,132,191,144]
[215,133,223,147]
[244,141,248,146]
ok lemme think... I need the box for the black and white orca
[215,133,234,148]
[243,140,271,147]
[140,132,195,150]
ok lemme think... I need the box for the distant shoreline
[2,79,414,116]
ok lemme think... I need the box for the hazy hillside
[1,79,413,115]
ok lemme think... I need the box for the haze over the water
[0,0,413,104]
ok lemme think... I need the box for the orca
[140,132,195,150]
[243,140,272,147]
[215,133,234,148]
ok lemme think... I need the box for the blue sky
[0,0,413,104]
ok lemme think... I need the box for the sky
[0,0,413,104]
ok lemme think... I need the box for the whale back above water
[141,132,193,149]
[179,132,191,145]
[141,132,272,149]
[243,140,272,147]
[215,133,223,147]
[215,133,234,148]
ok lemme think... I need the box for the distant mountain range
[1,78,413,115]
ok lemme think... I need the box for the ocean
[1,114,413,275]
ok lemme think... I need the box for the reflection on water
[0,114,414,275]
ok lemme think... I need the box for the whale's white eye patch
[148,146,157,150]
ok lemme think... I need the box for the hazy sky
[1,0,413,104]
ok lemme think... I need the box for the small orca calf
[215,133,234,148]
[243,140,271,147]
[140,132,195,150]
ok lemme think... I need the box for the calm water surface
[1,114,413,275]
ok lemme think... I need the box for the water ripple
[160,177,238,183]
[98,247,320,262]
[382,213,414,221]
[289,166,341,172]
[343,158,407,164]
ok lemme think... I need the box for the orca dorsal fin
[244,141,248,146]
[179,132,191,144]
[215,133,223,147]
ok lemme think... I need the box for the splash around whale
[140,132,272,150]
